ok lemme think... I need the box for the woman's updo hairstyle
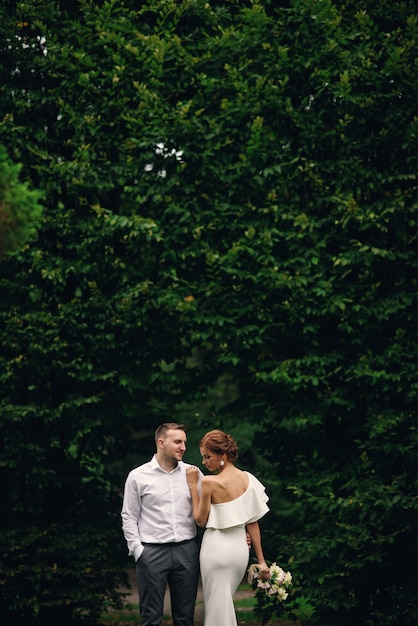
[200,429,238,462]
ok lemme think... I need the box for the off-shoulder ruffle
[206,472,269,529]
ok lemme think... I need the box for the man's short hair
[154,422,186,445]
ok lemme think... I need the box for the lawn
[99,584,302,626]
[99,575,307,626]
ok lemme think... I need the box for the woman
[186,429,270,626]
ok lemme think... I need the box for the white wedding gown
[199,472,269,626]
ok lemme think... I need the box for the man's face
[160,429,187,462]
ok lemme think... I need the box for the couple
[121,422,271,626]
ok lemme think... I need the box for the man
[121,423,202,626]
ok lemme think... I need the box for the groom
[121,423,203,626]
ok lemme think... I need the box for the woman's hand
[186,465,200,488]
[258,563,271,581]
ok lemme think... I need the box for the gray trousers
[136,540,199,626]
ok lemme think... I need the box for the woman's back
[206,467,249,504]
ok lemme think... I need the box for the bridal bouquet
[247,562,293,624]
[248,562,292,601]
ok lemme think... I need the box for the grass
[99,601,300,626]
[98,601,260,625]
[99,582,307,625]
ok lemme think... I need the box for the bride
[186,429,271,626]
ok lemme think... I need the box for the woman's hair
[200,429,238,461]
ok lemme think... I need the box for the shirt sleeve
[121,471,144,562]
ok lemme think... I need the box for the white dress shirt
[121,455,201,561]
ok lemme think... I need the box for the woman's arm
[246,521,270,580]
[186,468,212,527]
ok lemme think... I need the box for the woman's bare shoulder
[201,474,218,488]
[203,474,221,484]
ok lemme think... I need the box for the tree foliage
[0,145,43,257]
[0,0,417,624]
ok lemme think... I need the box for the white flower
[247,562,293,604]
[277,587,289,601]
